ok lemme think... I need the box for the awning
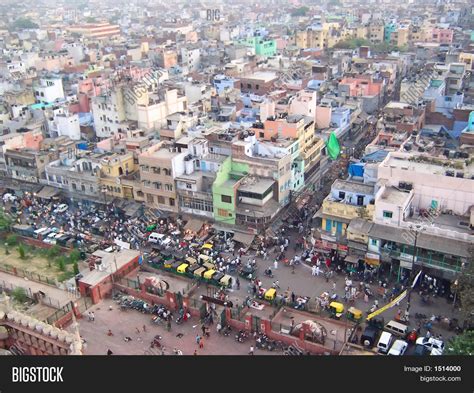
[36,186,60,199]
[184,219,204,233]
[344,255,361,264]
[232,232,255,247]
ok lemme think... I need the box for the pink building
[431,28,453,44]
[339,77,383,97]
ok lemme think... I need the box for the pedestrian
[194,350,198,355]
[201,325,206,336]
[249,345,254,355]
[274,260,278,270]
[199,338,204,349]
[311,265,317,276]
[143,325,146,332]
[167,319,171,331]
[107,349,113,355]
[315,266,320,276]
[291,292,296,304]
[236,278,240,290]
[107,329,113,336]
[196,334,201,345]
[332,281,337,291]
[136,327,140,334]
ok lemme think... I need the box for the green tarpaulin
[326,132,341,160]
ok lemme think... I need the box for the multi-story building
[4,149,52,183]
[67,22,121,40]
[99,152,138,200]
[33,77,64,104]
[138,143,187,212]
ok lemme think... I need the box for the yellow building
[459,52,474,70]
[99,152,137,199]
[368,23,384,44]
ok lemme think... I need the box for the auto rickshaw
[201,243,213,251]
[347,307,363,322]
[177,263,189,274]
[264,288,277,301]
[199,254,212,265]
[202,261,216,270]
[187,264,201,276]
[186,256,197,265]
[171,261,182,270]
[203,269,217,280]
[328,302,344,319]
[219,274,233,288]
[163,259,175,269]
[239,265,256,280]
[193,267,207,278]
[161,250,173,261]
[212,271,225,284]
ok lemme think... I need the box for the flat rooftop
[243,71,277,82]
[379,186,412,205]
[332,179,375,195]
[238,177,274,194]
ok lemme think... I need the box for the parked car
[415,337,445,355]
[414,344,431,356]
[54,204,69,214]
[388,339,408,356]
[377,331,394,354]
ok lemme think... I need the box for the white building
[34,77,65,104]
[47,107,81,140]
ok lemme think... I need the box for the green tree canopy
[446,330,474,355]
[0,210,12,232]
[11,18,39,30]
[291,6,310,17]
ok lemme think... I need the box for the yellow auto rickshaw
[193,267,207,278]
[264,288,277,301]
[329,301,344,319]
[203,269,217,280]
[201,243,213,250]
[177,263,189,274]
[347,306,363,322]
[219,274,233,288]
[199,254,212,264]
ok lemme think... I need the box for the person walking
[199,338,204,349]
[249,345,254,355]
[332,281,337,291]
[236,278,240,290]
[315,265,320,276]
[107,349,113,355]
[167,319,171,331]
[311,265,317,276]
[274,259,278,270]
[196,334,201,345]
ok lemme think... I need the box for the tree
[69,249,81,264]
[47,245,60,259]
[446,330,474,355]
[291,6,309,17]
[17,243,26,259]
[0,210,12,232]
[457,247,474,323]
[11,18,39,30]
[86,17,97,23]
[57,256,66,272]
[73,262,79,275]
[5,234,18,246]
[11,287,28,303]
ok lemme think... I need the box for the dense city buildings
[0,0,473,360]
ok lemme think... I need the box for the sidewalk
[0,270,77,308]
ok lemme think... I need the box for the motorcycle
[235,330,249,343]
[264,268,274,278]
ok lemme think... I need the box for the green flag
[326,131,340,160]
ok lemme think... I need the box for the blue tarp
[348,163,364,177]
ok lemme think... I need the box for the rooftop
[332,179,375,195]
[379,186,412,205]
[238,176,274,194]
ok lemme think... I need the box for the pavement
[72,299,279,356]
[0,270,76,308]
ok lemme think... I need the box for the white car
[54,204,69,214]
[388,339,408,356]
[416,337,445,355]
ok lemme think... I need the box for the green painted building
[238,36,277,57]
[384,23,397,43]
[212,157,249,225]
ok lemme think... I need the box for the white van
[385,320,409,337]
[148,232,165,244]
[377,331,394,354]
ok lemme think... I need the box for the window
[147,194,154,203]
[383,211,393,218]
[169,198,175,206]
[259,132,264,138]
[165,184,173,191]
[221,195,232,203]
[338,191,346,199]
[186,183,192,189]
[371,239,377,246]
[157,196,165,204]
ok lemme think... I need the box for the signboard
[365,252,380,266]
[400,260,413,269]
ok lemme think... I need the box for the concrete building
[33,77,64,104]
